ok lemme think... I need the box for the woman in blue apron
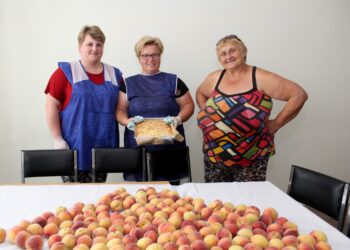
[45,26,123,182]
[117,35,194,183]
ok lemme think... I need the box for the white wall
[1,0,349,190]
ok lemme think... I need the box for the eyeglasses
[140,53,161,60]
[216,34,242,46]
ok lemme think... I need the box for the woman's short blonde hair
[78,25,105,45]
[216,34,248,61]
[134,35,164,57]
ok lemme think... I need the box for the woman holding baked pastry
[196,34,308,182]
[117,35,194,182]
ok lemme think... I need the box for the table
[0,181,349,249]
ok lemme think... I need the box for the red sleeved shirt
[45,67,124,111]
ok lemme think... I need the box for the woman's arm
[45,94,63,138]
[196,72,218,109]
[176,91,195,123]
[257,68,308,134]
[116,92,131,126]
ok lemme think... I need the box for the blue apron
[59,61,120,171]
[124,72,186,181]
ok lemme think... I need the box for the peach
[157,232,176,245]
[201,207,213,220]
[232,235,250,247]
[71,221,85,231]
[123,196,136,209]
[282,222,298,231]
[73,243,90,250]
[250,234,269,248]
[217,237,232,250]
[99,217,112,229]
[48,234,62,248]
[93,236,108,245]
[15,230,31,249]
[42,211,55,220]
[224,222,239,236]
[60,220,73,229]
[187,231,203,243]
[26,223,43,235]
[228,246,244,250]
[268,238,285,249]
[252,221,267,231]
[253,228,267,236]
[243,242,263,250]
[282,235,298,247]
[237,228,253,238]
[315,241,332,250]
[158,222,176,234]
[50,241,67,250]
[58,227,74,237]
[217,228,233,239]
[57,211,73,222]
[93,227,109,237]
[43,222,59,237]
[106,238,122,248]
[25,235,44,250]
[123,234,138,245]
[77,234,93,247]
[146,243,164,250]
[191,239,209,250]
[262,208,278,222]
[235,204,247,215]
[297,234,316,247]
[275,217,288,226]
[296,243,314,250]
[266,231,282,240]
[203,234,219,248]
[0,228,6,243]
[18,219,31,230]
[168,215,182,229]
[163,242,178,250]
[62,233,77,249]
[137,237,153,249]
[283,229,299,237]
[259,214,273,227]
[110,200,123,212]
[199,226,216,237]
[245,206,261,217]
[178,245,191,250]
[75,227,91,238]
[183,211,197,221]
[32,216,47,228]
[266,223,283,234]
[176,236,191,246]
[90,242,108,250]
[310,230,328,243]
[144,230,158,242]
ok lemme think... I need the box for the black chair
[92,147,147,182]
[287,165,349,230]
[146,146,192,183]
[21,149,77,183]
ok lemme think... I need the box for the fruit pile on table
[0,187,331,250]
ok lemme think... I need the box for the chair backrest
[21,149,77,183]
[92,147,147,182]
[146,146,192,182]
[287,165,349,230]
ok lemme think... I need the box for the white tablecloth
[0,181,349,249]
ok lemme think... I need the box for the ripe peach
[245,206,261,217]
[43,222,59,237]
[48,234,62,248]
[199,226,216,237]
[183,211,197,221]
[282,222,298,231]
[93,236,108,245]
[77,234,93,247]
[253,228,267,236]
[32,216,47,227]
[217,237,232,250]
[18,219,31,230]
[93,227,108,238]
[310,230,328,243]
[58,227,74,237]
[216,228,233,239]
[158,222,176,234]
[296,242,314,250]
[73,243,90,250]
[224,222,239,236]
[57,211,73,222]
[187,231,203,243]
[137,237,153,249]
[50,241,67,250]
[297,234,316,247]
[106,238,122,248]
[123,234,138,245]
[250,234,269,248]
[176,236,191,246]
[266,223,283,234]
[262,208,278,222]
[75,227,91,238]
[90,242,108,250]
[15,230,31,249]
[191,239,209,250]
[146,243,164,250]
[157,232,176,245]
[266,231,282,240]
[282,235,298,247]
[0,228,6,243]
[228,246,244,250]
[243,242,263,250]
[315,241,332,250]
[26,223,43,235]
[268,238,285,249]
[60,220,73,229]
[232,235,250,247]
[203,234,219,248]
[25,235,44,250]
[283,228,299,237]
[62,233,77,249]
[237,228,253,238]
[163,242,178,250]
[143,229,158,242]
[42,211,55,220]
[123,196,136,209]
[275,217,288,226]
[201,207,213,220]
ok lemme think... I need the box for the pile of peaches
[0,187,331,250]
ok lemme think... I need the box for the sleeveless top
[124,72,186,150]
[59,61,121,171]
[197,66,275,167]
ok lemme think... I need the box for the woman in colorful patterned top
[196,34,308,182]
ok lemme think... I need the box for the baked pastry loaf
[135,119,174,138]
